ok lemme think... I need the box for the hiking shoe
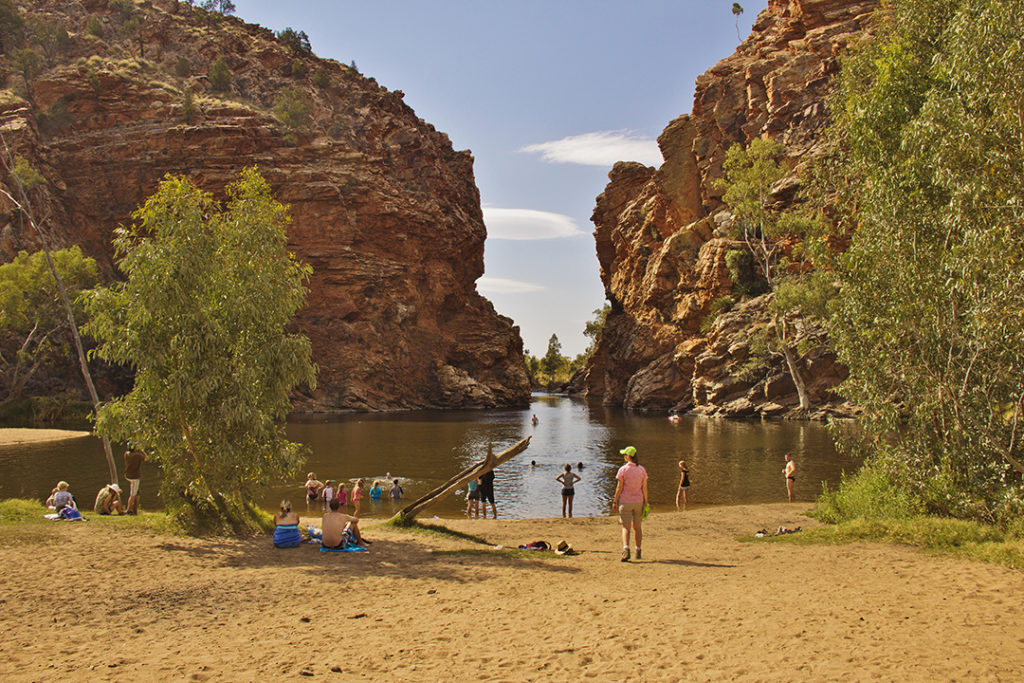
[635,548,642,560]
[620,547,630,562]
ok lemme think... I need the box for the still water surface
[0,395,860,519]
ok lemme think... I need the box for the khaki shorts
[618,502,643,526]
[127,478,140,496]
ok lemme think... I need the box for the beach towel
[273,524,302,548]
[320,543,367,553]
[58,507,85,521]
[518,540,550,551]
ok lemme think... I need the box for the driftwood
[389,436,531,524]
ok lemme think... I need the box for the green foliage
[207,56,230,92]
[699,295,736,333]
[277,27,312,56]
[821,0,1024,522]
[27,17,70,65]
[13,156,45,189]
[582,304,610,357]
[724,249,767,297]
[109,0,134,21]
[83,169,316,534]
[290,60,307,79]
[36,98,72,135]
[0,0,25,55]
[85,14,104,39]
[181,88,197,123]
[540,334,566,378]
[12,47,42,100]
[174,56,190,78]
[201,0,236,15]
[273,86,313,145]
[312,68,330,88]
[0,247,100,405]
[814,464,924,524]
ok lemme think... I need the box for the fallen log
[389,436,531,524]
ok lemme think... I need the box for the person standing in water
[675,460,690,511]
[556,464,581,518]
[611,446,648,562]
[783,455,796,502]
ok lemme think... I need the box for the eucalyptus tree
[84,169,316,532]
[823,0,1024,522]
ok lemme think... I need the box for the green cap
[619,446,637,457]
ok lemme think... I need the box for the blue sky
[232,1,769,357]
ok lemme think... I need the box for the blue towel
[320,543,367,553]
[273,524,302,548]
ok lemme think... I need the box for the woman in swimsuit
[303,472,323,512]
[556,464,581,518]
[675,460,691,511]
[273,499,301,548]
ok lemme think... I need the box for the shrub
[36,97,72,134]
[207,56,230,92]
[182,88,197,123]
[814,463,924,524]
[290,60,306,79]
[274,85,312,145]
[276,27,311,55]
[312,68,329,88]
[699,295,735,333]
[174,56,190,78]
[85,14,103,39]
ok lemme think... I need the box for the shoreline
[0,427,92,446]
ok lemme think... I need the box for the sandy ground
[1,503,1023,682]
[0,428,91,445]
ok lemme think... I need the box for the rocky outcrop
[0,0,529,411]
[586,0,877,418]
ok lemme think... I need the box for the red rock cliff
[586,0,878,418]
[0,0,530,411]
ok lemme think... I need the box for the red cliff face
[0,0,529,411]
[587,0,878,418]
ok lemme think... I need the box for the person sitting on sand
[304,473,323,512]
[48,481,76,511]
[94,483,124,515]
[273,499,302,548]
[370,480,383,500]
[556,463,581,518]
[321,498,368,548]
[390,479,403,500]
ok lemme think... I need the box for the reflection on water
[0,395,860,519]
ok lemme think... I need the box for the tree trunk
[776,315,812,412]
[0,136,119,486]
[390,437,531,524]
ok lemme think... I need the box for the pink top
[616,462,648,504]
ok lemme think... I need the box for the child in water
[304,472,323,512]
[676,460,691,510]
[369,480,383,500]
[390,479,404,500]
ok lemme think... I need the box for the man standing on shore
[124,446,147,515]
[783,454,796,502]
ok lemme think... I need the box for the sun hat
[109,483,122,494]
[619,446,637,457]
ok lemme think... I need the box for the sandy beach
[1,502,1022,681]
[0,428,91,445]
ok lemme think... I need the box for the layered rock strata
[586,0,877,418]
[0,0,529,411]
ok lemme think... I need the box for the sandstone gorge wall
[586,0,878,418]
[0,0,530,412]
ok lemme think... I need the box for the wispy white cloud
[482,207,585,240]
[477,277,545,294]
[520,130,662,167]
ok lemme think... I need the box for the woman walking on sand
[675,460,690,511]
[611,446,648,562]
[556,464,581,518]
